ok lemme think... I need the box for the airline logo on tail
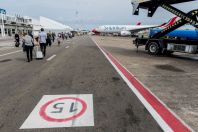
[136,22,141,25]
[161,17,179,28]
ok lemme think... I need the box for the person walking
[61,32,65,40]
[46,33,52,47]
[14,33,20,47]
[38,28,47,57]
[52,32,56,43]
[22,32,34,62]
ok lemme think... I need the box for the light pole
[1,13,5,37]
[0,9,6,38]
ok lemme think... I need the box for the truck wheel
[148,42,160,55]
[165,51,174,56]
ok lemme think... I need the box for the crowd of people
[14,28,73,62]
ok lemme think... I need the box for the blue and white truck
[134,28,198,55]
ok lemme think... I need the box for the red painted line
[94,40,192,132]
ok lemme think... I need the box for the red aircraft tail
[161,16,179,28]
[136,22,141,26]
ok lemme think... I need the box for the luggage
[35,46,43,59]
[15,42,20,47]
[22,42,26,52]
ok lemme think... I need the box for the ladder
[151,3,198,39]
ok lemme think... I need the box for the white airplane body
[92,17,178,36]
[96,25,156,33]
[92,23,157,36]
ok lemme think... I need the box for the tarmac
[92,36,198,131]
[0,35,197,131]
[0,36,162,132]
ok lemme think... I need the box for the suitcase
[15,42,20,47]
[35,46,43,59]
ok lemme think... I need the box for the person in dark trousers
[15,33,20,47]
[61,32,65,40]
[52,32,56,43]
[22,32,34,62]
[46,33,52,47]
[38,28,47,57]
[64,32,68,40]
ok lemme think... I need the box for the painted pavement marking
[0,50,22,57]
[91,38,193,132]
[46,54,56,61]
[0,47,14,51]
[20,94,94,129]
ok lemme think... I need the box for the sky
[0,0,198,29]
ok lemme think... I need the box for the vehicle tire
[165,51,174,56]
[148,41,161,55]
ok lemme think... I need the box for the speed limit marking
[20,94,94,129]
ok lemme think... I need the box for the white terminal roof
[40,16,73,31]
[31,16,73,31]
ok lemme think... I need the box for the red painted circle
[39,97,87,122]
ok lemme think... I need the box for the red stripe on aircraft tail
[162,17,178,28]
[136,22,141,25]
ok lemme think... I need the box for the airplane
[92,22,158,36]
[92,17,177,36]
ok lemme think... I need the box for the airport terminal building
[0,8,73,39]
[0,8,32,38]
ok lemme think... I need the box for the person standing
[38,28,47,57]
[23,32,34,62]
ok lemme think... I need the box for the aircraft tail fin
[161,17,178,28]
[136,22,141,25]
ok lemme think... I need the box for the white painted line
[0,50,22,57]
[0,47,14,51]
[91,38,193,132]
[65,46,70,49]
[46,54,56,61]
[20,94,94,129]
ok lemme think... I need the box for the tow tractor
[131,0,198,55]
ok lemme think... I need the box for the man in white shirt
[39,28,47,57]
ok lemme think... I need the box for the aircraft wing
[127,26,158,34]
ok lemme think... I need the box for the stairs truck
[131,0,198,55]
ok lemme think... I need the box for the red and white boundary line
[91,38,193,132]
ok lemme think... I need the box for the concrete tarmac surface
[92,36,198,131]
[0,36,162,132]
